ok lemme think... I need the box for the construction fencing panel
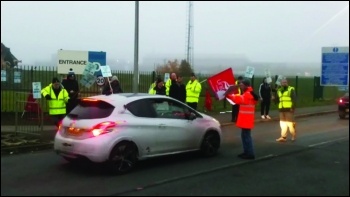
[14,92,44,135]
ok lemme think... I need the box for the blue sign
[321,47,349,86]
[88,51,107,77]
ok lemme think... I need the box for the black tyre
[339,112,346,119]
[109,142,138,175]
[200,131,220,157]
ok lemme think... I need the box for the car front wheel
[200,131,220,157]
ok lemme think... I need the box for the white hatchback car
[54,93,222,174]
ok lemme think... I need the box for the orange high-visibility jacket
[226,87,257,129]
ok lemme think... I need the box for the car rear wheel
[109,142,138,175]
[200,131,220,157]
[339,112,346,119]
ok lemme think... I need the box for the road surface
[1,114,348,196]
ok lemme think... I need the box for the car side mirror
[186,112,197,121]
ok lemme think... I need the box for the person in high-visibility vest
[150,78,166,95]
[41,77,69,128]
[186,73,202,110]
[231,76,243,122]
[275,78,297,142]
[148,75,162,95]
[226,78,259,160]
[148,81,157,95]
[165,73,177,96]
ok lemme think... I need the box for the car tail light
[57,120,63,132]
[339,99,343,103]
[90,121,117,137]
[82,98,99,102]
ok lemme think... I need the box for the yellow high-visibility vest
[277,86,295,109]
[186,80,202,103]
[148,82,156,95]
[165,79,172,96]
[41,84,69,115]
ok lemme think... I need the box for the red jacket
[226,87,257,129]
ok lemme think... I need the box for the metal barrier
[14,92,44,135]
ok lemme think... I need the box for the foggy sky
[1,1,349,69]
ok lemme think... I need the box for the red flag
[207,68,235,100]
[205,89,212,111]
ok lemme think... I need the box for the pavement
[210,104,338,126]
[1,105,338,155]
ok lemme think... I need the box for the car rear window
[67,100,115,119]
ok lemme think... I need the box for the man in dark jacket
[169,75,186,103]
[61,71,79,114]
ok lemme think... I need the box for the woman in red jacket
[226,78,259,160]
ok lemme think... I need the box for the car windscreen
[67,100,115,119]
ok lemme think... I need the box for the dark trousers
[51,114,65,128]
[187,102,198,110]
[241,128,255,156]
[260,99,271,116]
[232,104,240,122]
[66,99,78,114]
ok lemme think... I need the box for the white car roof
[81,93,175,107]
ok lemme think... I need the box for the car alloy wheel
[339,113,346,119]
[201,132,220,157]
[109,142,138,174]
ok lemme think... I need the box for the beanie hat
[110,75,118,82]
[52,77,60,83]
[67,68,75,78]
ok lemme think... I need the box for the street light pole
[133,1,139,93]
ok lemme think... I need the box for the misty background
[1,1,349,76]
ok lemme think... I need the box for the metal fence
[2,65,347,135]
[1,65,158,112]
[1,65,345,113]
[14,92,44,135]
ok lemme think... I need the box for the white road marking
[308,137,349,147]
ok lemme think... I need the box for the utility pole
[186,1,194,70]
[133,1,139,93]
